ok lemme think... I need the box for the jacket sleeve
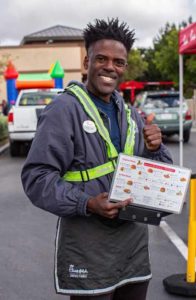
[21,96,91,217]
[131,106,173,164]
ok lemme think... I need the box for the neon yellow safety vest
[63,84,136,182]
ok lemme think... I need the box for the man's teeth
[100,76,114,83]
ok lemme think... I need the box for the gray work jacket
[21,81,173,296]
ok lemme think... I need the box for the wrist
[87,197,94,214]
[145,143,161,152]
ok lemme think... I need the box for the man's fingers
[144,133,162,144]
[107,208,120,219]
[101,192,109,198]
[91,193,132,218]
[143,124,161,136]
[143,124,162,151]
[113,198,132,209]
[106,199,133,218]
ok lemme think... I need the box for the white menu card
[109,154,191,214]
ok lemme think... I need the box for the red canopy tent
[119,81,174,104]
[119,80,144,103]
[178,22,196,166]
[179,23,196,55]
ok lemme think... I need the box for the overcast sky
[0,0,196,48]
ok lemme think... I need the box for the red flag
[179,22,196,54]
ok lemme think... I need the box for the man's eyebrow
[95,54,106,57]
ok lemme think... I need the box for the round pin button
[83,120,97,133]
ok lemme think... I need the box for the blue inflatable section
[7,79,18,105]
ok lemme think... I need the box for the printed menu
[109,154,191,214]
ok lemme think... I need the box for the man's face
[84,39,128,102]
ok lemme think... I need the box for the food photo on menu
[109,154,191,214]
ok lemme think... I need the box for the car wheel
[183,130,190,143]
[10,141,21,157]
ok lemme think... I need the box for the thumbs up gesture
[143,113,162,151]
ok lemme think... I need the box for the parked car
[8,88,63,156]
[134,90,192,142]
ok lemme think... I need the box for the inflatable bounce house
[4,60,64,105]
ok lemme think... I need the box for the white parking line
[160,220,188,260]
[0,143,9,154]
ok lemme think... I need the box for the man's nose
[103,59,115,70]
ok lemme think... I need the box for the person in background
[21,18,172,300]
[2,99,9,116]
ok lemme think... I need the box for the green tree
[186,56,196,77]
[184,55,196,96]
[153,23,179,83]
[138,48,164,81]
[151,18,196,95]
[123,49,148,80]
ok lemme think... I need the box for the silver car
[134,91,193,142]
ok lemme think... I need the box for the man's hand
[87,193,132,219]
[143,113,162,151]
[143,124,162,151]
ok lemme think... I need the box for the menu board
[109,154,191,214]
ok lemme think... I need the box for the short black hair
[83,18,135,53]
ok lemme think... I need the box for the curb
[0,142,9,155]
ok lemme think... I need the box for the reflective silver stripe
[124,104,136,156]
[68,85,118,159]
[56,275,152,295]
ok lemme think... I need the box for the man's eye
[114,60,127,67]
[96,56,105,63]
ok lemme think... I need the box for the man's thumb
[145,113,155,125]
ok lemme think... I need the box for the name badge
[83,120,97,133]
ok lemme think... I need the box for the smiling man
[21,18,172,300]
[84,38,128,101]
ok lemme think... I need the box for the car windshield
[144,94,180,109]
[19,91,58,106]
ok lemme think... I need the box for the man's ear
[83,56,89,70]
